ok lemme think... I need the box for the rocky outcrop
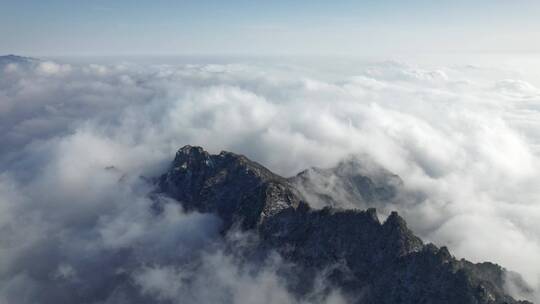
[156,145,532,304]
[157,145,303,230]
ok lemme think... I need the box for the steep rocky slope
[157,145,532,304]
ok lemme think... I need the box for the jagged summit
[156,145,532,304]
[159,145,302,229]
[384,210,409,230]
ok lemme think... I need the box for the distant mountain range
[156,145,532,304]
[0,54,38,67]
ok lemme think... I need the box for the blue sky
[1,0,540,56]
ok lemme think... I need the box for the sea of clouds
[1,55,539,303]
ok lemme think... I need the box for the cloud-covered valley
[1,56,540,303]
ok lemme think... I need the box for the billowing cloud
[0,56,539,302]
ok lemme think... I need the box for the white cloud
[37,61,72,75]
[1,57,540,302]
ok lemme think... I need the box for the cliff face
[157,145,532,304]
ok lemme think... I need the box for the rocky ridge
[157,145,532,304]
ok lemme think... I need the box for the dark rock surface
[157,145,532,304]
[158,145,303,230]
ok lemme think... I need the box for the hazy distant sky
[1,0,540,56]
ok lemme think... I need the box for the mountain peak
[384,210,407,229]
[156,146,532,304]
[173,145,213,169]
[159,146,302,229]
[177,144,206,155]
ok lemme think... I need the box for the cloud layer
[1,56,540,302]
